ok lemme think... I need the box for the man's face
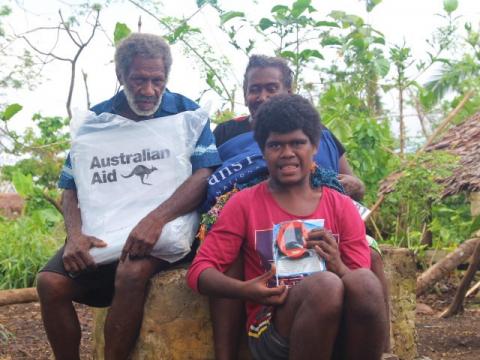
[244,67,290,117]
[122,56,167,117]
[263,129,316,187]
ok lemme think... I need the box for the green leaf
[373,57,390,77]
[443,0,458,14]
[196,0,217,7]
[259,18,274,30]
[113,23,131,45]
[366,0,382,12]
[300,49,324,61]
[220,11,245,25]
[0,6,12,17]
[291,0,311,18]
[329,10,346,20]
[12,172,34,197]
[2,103,22,121]
[321,36,343,46]
[372,36,385,45]
[271,5,289,14]
[315,21,340,28]
[280,50,296,61]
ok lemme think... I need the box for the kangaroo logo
[122,165,158,185]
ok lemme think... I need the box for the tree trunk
[440,240,480,318]
[399,86,405,157]
[0,288,38,306]
[416,238,479,296]
[420,201,433,247]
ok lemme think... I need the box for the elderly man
[36,33,220,360]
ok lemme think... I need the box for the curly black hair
[243,55,294,96]
[253,94,321,150]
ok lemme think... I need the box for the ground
[0,273,479,360]
[415,272,480,360]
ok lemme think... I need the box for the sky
[1,0,480,165]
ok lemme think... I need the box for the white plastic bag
[70,108,208,265]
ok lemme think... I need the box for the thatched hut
[379,111,480,219]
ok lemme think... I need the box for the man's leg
[104,256,166,360]
[36,271,87,360]
[340,268,388,360]
[370,249,391,351]
[209,255,245,360]
[273,271,344,360]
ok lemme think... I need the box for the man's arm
[121,167,212,259]
[338,155,365,201]
[62,189,106,272]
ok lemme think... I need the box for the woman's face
[263,129,316,187]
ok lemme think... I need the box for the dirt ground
[0,273,479,360]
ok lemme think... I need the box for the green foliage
[1,103,22,121]
[376,151,470,249]
[197,0,218,8]
[220,11,245,25]
[319,83,368,140]
[345,118,398,204]
[0,212,64,289]
[443,0,459,14]
[365,0,382,12]
[430,195,475,246]
[2,113,69,186]
[113,22,131,45]
[211,108,236,125]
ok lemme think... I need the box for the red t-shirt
[187,182,370,329]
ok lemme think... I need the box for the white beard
[124,86,163,117]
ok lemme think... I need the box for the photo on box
[272,219,327,288]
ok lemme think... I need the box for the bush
[0,209,64,289]
[374,151,474,249]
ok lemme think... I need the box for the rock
[94,247,417,360]
[381,245,417,360]
[382,353,399,360]
[0,193,24,219]
[416,303,434,315]
[93,266,223,360]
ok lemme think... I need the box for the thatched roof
[379,111,480,198]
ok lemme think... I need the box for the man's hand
[63,234,107,273]
[307,229,350,278]
[241,267,288,306]
[337,174,365,201]
[121,212,165,261]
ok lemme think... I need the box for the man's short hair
[243,55,294,95]
[115,33,173,80]
[253,94,321,151]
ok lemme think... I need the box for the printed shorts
[248,307,289,360]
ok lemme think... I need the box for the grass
[0,210,64,290]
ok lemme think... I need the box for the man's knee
[342,269,385,318]
[114,258,158,292]
[36,271,75,304]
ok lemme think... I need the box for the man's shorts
[40,243,197,308]
[248,307,289,360]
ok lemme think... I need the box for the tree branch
[127,0,235,109]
